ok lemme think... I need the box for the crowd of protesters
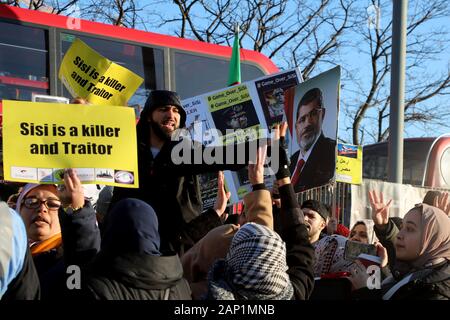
[1,90,450,301]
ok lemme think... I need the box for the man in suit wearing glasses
[289,88,336,192]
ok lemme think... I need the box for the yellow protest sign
[2,100,139,188]
[58,38,143,106]
[336,143,362,185]
[207,85,251,112]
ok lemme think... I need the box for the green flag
[227,26,241,86]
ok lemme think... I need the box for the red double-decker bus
[0,4,278,115]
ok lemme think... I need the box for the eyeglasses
[298,108,323,124]
[22,197,61,210]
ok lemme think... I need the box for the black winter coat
[1,248,40,300]
[374,219,400,270]
[111,136,248,253]
[60,198,192,300]
[32,246,65,299]
[353,260,450,300]
[276,183,315,300]
[81,253,192,300]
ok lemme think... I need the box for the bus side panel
[423,136,450,188]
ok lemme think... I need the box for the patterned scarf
[313,235,355,277]
[207,223,293,300]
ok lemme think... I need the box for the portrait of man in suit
[289,87,336,192]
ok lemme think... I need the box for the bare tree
[79,0,147,27]
[153,0,356,79]
[4,0,449,144]
[152,0,449,144]
[0,0,24,7]
[3,0,147,26]
[346,0,450,144]
[1,0,79,13]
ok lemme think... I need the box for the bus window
[60,33,164,108]
[1,5,278,110]
[403,140,435,185]
[174,51,265,98]
[0,21,49,102]
[363,151,387,181]
[363,138,435,186]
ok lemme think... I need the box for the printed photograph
[114,170,135,184]
[211,101,259,135]
[95,168,114,182]
[255,70,300,127]
[338,144,358,159]
[287,66,340,192]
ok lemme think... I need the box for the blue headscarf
[0,204,28,298]
[101,199,160,256]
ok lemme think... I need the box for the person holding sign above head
[110,90,260,255]
[15,174,100,299]
[16,183,65,299]
[289,88,336,192]
[56,169,190,300]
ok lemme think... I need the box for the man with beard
[289,88,336,192]
[301,199,330,244]
[111,90,249,254]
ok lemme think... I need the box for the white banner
[350,179,432,228]
[182,68,303,206]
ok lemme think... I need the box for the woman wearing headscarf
[349,221,369,244]
[181,166,274,299]
[350,203,450,300]
[370,190,449,270]
[16,183,66,299]
[15,169,99,299]
[59,169,191,300]
[16,184,63,261]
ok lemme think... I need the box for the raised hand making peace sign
[368,190,393,228]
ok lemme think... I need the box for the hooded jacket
[76,199,191,300]
[110,91,249,253]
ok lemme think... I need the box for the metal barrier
[296,182,351,227]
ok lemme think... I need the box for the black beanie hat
[140,90,187,128]
[301,199,329,221]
